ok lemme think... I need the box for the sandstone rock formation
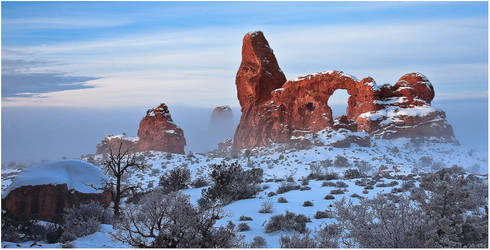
[2,160,111,221]
[211,105,233,125]
[96,103,186,154]
[137,103,186,154]
[233,31,456,151]
[3,184,111,221]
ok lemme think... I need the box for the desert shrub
[322,181,337,187]
[351,193,363,199]
[362,190,369,194]
[391,187,403,193]
[303,201,314,207]
[334,155,350,167]
[279,224,341,248]
[114,190,245,248]
[250,236,267,248]
[237,223,251,232]
[60,201,111,242]
[191,176,209,188]
[299,186,311,191]
[1,215,54,243]
[344,169,363,179]
[324,194,336,200]
[355,179,367,186]
[265,211,310,233]
[259,198,274,213]
[279,232,317,248]
[364,185,374,190]
[267,191,276,197]
[301,178,309,185]
[335,181,349,188]
[159,165,191,192]
[276,182,301,194]
[401,180,415,191]
[335,166,488,248]
[314,210,333,219]
[277,197,288,203]
[262,184,270,190]
[308,164,338,180]
[239,216,253,221]
[355,160,372,175]
[330,189,345,195]
[200,162,263,205]
[376,181,398,188]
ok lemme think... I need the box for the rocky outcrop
[233,31,456,151]
[137,103,186,154]
[96,103,186,154]
[3,184,111,222]
[2,160,111,222]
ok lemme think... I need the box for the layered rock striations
[233,31,456,151]
[96,103,186,154]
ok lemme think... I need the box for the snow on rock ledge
[232,31,457,150]
[4,160,107,197]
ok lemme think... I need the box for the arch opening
[328,89,349,119]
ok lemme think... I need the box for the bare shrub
[314,210,333,219]
[239,216,253,221]
[265,211,310,233]
[159,165,191,192]
[60,201,111,242]
[190,176,209,188]
[114,190,244,248]
[276,182,300,194]
[259,198,274,213]
[322,181,337,187]
[335,181,349,188]
[324,194,335,200]
[344,168,363,179]
[334,155,350,167]
[277,197,288,203]
[330,189,344,195]
[250,236,267,248]
[200,162,263,206]
[237,223,251,232]
[302,201,314,207]
[279,223,341,248]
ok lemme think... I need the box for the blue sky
[1,1,488,107]
[1,1,488,163]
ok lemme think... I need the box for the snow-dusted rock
[96,103,186,154]
[233,31,456,151]
[2,160,111,221]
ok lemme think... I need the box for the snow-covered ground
[1,129,487,248]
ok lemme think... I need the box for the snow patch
[3,160,108,198]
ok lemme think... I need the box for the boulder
[2,160,111,222]
[232,31,457,151]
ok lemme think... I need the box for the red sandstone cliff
[233,31,456,151]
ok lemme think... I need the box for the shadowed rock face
[233,31,456,151]
[2,184,111,222]
[96,103,186,155]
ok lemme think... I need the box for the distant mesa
[97,103,186,154]
[233,31,457,151]
[2,160,111,221]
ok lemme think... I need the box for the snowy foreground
[1,129,487,248]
